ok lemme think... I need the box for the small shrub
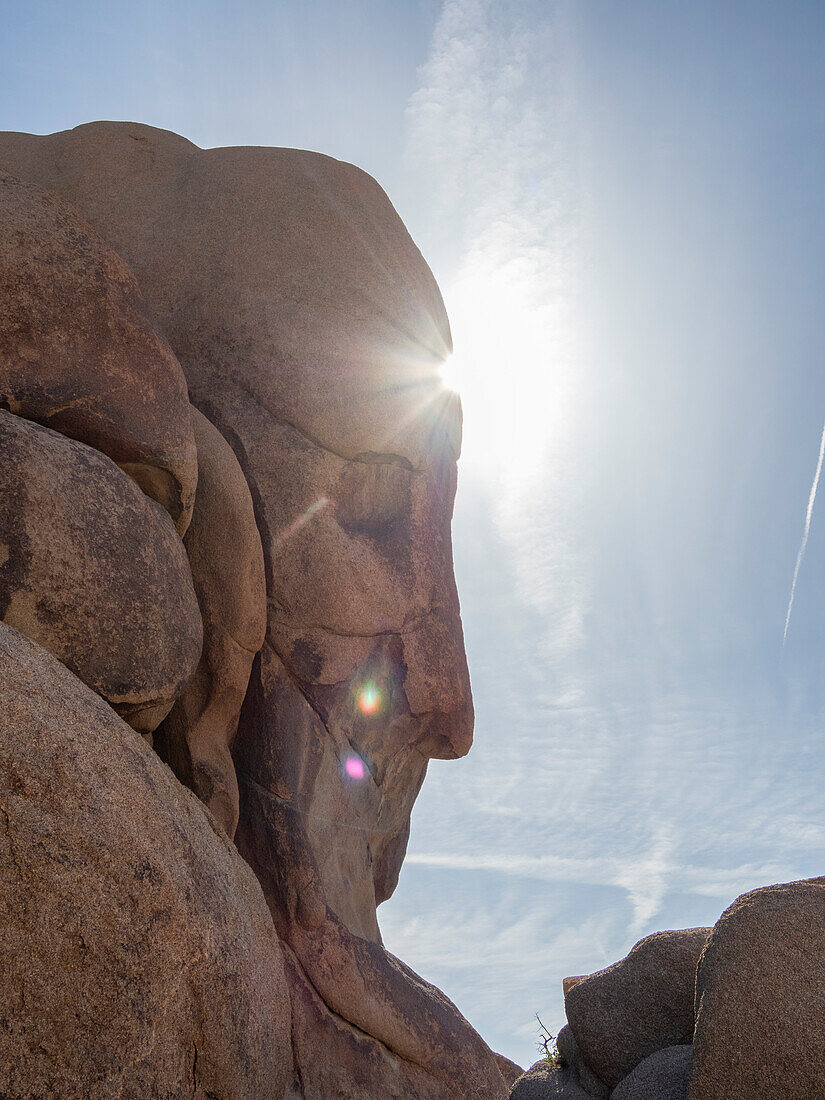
[535,1013,562,1068]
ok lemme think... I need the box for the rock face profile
[0,121,507,1098]
[1,119,822,1100]
[0,621,291,1099]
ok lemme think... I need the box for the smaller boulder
[611,1046,692,1100]
[510,1061,593,1099]
[689,878,825,1099]
[564,928,710,1089]
[0,410,202,733]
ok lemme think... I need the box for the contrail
[783,419,825,645]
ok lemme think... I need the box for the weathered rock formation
[555,1026,609,1098]
[509,1061,592,1099]
[2,118,820,1100]
[0,621,291,1099]
[0,121,508,1098]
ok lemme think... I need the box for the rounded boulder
[0,620,291,1099]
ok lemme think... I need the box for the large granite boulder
[155,407,266,836]
[0,621,291,1099]
[612,1046,692,1100]
[0,410,202,734]
[689,879,825,1099]
[564,928,710,1089]
[0,171,196,533]
[0,122,502,1097]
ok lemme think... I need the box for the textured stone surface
[0,410,202,733]
[612,1046,692,1100]
[0,621,291,1100]
[509,1061,593,1099]
[155,407,266,836]
[565,928,710,1089]
[556,1025,609,1098]
[689,879,825,1099]
[0,171,196,533]
[0,120,500,1098]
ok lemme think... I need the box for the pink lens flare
[344,755,366,780]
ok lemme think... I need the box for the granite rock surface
[0,409,202,734]
[0,621,291,1100]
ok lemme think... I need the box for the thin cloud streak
[783,419,825,644]
[403,849,793,908]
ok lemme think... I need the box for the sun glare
[441,255,582,481]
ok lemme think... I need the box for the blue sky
[6,0,825,1070]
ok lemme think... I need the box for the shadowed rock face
[0,122,502,1097]
[154,406,267,838]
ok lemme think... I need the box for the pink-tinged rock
[496,1053,525,1087]
[0,171,196,533]
[689,878,825,1099]
[0,621,291,1100]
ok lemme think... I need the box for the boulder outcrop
[0,621,291,1099]
[0,171,196,533]
[564,928,710,1089]
[689,878,825,1099]
[0,409,202,734]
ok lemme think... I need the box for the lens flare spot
[358,682,382,716]
[344,755,366,780]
